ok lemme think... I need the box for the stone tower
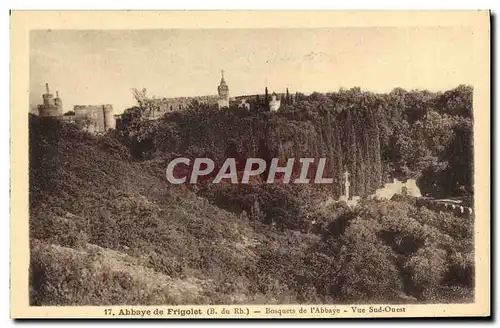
[53,90,63,111]
[217,69,229,109]
[42,83,52,106]
[38,83,63,117]
[103,104,115,130]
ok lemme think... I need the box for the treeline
[116,85,473,199]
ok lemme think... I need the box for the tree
[344,110,358,194]
[132,88,148,108]
[371,121,383,189]
[437,85,473,118]
[257,138,273,181]
[265,87,270,111]
[443,120,473,195]
[131,87,161,118]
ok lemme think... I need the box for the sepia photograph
[10,10,490,318]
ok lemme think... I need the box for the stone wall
[144,96,219,119]
[73,105,115,133]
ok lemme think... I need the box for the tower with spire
[217,69,229,109]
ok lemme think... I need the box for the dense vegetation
[29,85,474,305]
[118,85,473,197]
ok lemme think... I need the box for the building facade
[143,95,219,120]
[138,70,230,119]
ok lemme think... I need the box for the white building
[269,93,281,111]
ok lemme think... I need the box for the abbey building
[35,83,115,134]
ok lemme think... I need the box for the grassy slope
[29,117,323,305]
[29,116,474,305]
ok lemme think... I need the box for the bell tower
[217,69,229,109]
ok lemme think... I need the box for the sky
[30,27,475,114]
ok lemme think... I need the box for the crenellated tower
[38,83,63,117]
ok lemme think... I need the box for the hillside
[29,113,474,305]
[117,86,473,199]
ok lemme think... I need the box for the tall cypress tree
[372,120,383,190]
[265,87,269,111]
[345,109,358,196]
[362,119,372,193]
[356,146,366,196]
[257,138,272,181]
[333,121,344,197]
[351,109,365,196]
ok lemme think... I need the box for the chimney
[45,83,50,94]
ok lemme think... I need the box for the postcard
[10,10,490,319]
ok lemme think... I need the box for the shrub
[406,245,447,300]
[334,218,404,303]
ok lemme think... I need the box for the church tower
[217,69,229,109]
